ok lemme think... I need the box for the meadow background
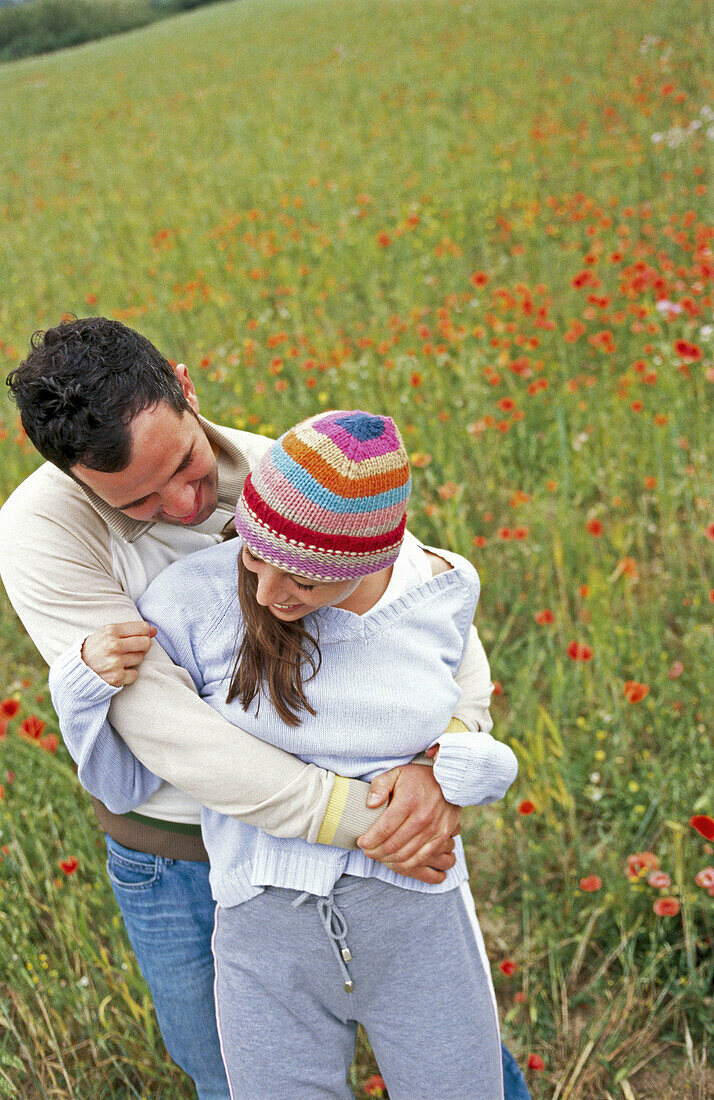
[0,0,712,1095]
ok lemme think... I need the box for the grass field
[0,0,712,1096]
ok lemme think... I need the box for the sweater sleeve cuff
[317,776,384,849]
[49,640,122,706]
[432,728,518,807]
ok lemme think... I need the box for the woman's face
[241,546,361,621]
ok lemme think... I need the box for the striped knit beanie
[235,410,411,582]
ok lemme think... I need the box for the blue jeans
[105,836,531,1100]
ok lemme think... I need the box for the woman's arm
[48,635,164,814]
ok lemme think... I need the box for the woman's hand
[81,622,158,688]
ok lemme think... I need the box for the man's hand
[356,764,461,885]
[81,621,157,687]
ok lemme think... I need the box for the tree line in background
[0,0,230,62]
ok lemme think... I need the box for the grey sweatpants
[213,875,504,1100]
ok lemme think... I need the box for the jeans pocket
[106,839,161,891]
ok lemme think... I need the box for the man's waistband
[91,797,209,862]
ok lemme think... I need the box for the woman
[50,410,518,1098]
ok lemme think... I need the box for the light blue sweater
[49,537,518,905]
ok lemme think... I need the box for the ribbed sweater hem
[208,845,469,907]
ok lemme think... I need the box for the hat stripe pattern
[253,453,409,536]
[235,410,411,582]
[293,419,410,478]
[271,443,410,514]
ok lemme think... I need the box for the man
[0,317,529,1099]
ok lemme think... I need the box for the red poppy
[585,518,603,536]
[624,681,650,704]
[470,271,489,287]
[0,720,6,740]
[690,815,714,841]
[674,339,702,361]
[39,734,59,754]
[59,857,79,876]
[694,867,714,890]
[571,270,594,289]
[499,959,518,976]
[376,232,391,248]
[617,557,638,578]
[0,699,20,720]
[19,715,45,740]
[706,523,714,542]
[579,875,602,892]
[647,870,671,889]
[364,1075,386,1097]
[534,609,554,625]
[518,800,536,815]
[567,641,593,661]
[653,897,680,917]
[492,681,503,696]
[437,482,460,501]
[527,1054,545,1072]
[514,991,527,1004]
[626,851,659,881]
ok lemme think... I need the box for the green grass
[0,0,712,1095]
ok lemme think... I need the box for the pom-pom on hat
[235,410,411,583]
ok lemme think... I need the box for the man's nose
[161,481,196,518]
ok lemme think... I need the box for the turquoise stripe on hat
[270,443,411,515]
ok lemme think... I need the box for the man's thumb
[366,772,395,807]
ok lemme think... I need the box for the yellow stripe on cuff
[446,717,470,734]
[317,775,350,845]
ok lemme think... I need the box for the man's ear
[173,363,199,415]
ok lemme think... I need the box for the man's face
[71,367,219,527]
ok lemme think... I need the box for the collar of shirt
[73,416,250,544]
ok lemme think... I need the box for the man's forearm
[452,624,494,733]
[111,654,382,843]
[0,473,381,846]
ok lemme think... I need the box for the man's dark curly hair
[6,317,192,475]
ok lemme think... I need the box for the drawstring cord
[293,891,355,993]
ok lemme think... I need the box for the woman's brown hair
[222,521,321,725]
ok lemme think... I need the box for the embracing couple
[0,317,530,1099]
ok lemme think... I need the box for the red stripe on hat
[241,477,406,554]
